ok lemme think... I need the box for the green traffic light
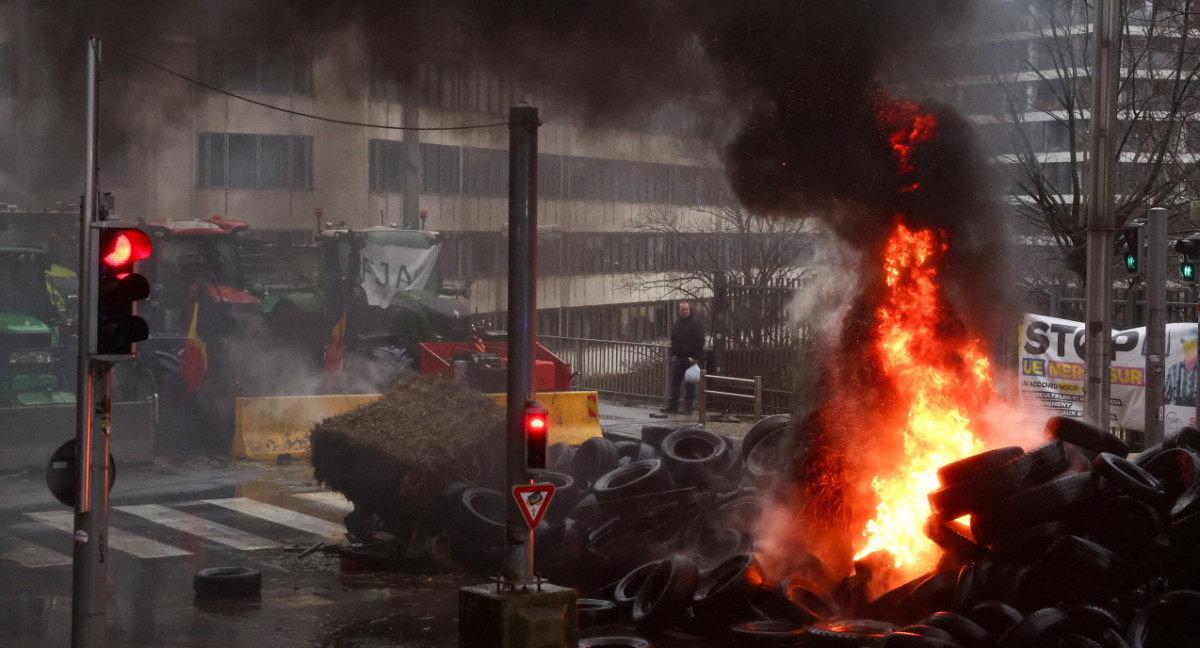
[1125,253,1138,273]
[1183,261,1196,281]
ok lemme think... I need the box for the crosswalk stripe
[115,505,281,551]
[204,498,346,539]
[293,491,355,515]
[26,511,191,559]
[3,536,72,567]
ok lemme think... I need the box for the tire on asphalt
[193,567,263,598]
[660,428,730,487]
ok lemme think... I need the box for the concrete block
[458,583,578,648]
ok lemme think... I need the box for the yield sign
[512,482,556,528]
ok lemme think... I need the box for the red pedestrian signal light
[524,401,549,470]
[95,226,152,357]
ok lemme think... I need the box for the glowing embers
[853,222,993,576]
[878,99,938,192]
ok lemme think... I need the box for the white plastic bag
[684,363,701,384]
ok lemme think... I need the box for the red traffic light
[102,229,152,268]
[524,401,549,470]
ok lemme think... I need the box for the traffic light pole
[73,35,109,648]
[504,105,540,585]
[1144,208,1166,447]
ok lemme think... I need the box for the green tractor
[0,247,73,407]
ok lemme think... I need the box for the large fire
[853,222,992,573]
[846,99,996,577]
[791,96,998,584]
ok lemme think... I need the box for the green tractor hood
[0,313,51,336]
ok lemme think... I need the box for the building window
[369,139,405,193]
[463,147,508,197]
[0,43,14,97]
[196,133,313,190]
[420,143,461,194]
[199,40,313,96]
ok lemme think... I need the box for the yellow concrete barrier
[486,391,603,445]
[232,395,380,460]
[232,390,602,460]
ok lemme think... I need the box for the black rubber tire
[1093,452,1168,505]
[743,424,793,483]
[693,554,773,619]
[615,560,661,607]
[741,414,791,463]
[660,428,730,486]
[1125,590,1200,648]
[632,554,699,630]
[937,446,1024,487]
[923,516,982,563]
[970,471,1100,547]
[578,637,651,648]
[729,619,806,646]
[924,612,988,646]
[928,441,1069,520]
[1063,604,1125,644]
[455,487,505,546]
[549,442,578,473]
[1166,426,1200,453]
[778,577,834,620]
[577,598,619,628]
[968,601,1023,635]
[994,607,1077,648]
[896,571,957,624]
[540,471,580,517]
[641,424,675,449]
[593,459,672,501]
[193,566,262,598]
[571,437,621,491]
[878,632,961,648]
[1046,415,1129,458]
[803,620,895,647]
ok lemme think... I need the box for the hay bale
[311,373,505,539]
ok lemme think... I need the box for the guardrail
[697,371,762,425]
[540,335,669,400]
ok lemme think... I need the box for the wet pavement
[0,398,747,647]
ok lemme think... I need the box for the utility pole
[1145,208,1166,447]
[1083,0,1121,428]
[73,35,106,648]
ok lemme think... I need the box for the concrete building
[0,2,763,343]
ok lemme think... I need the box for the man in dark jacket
[662,301,705,415]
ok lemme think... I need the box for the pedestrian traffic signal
[1120,223,1145,276]
[524,401,549,470]
[95,226,152,357]
[1177,234,1200,283]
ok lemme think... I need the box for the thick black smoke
[17,0,1016,336]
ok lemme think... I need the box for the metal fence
[540,335,796,414]
[540,336,669,400]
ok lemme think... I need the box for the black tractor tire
[193,567,262,599]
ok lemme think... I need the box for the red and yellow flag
[179,303,208,394]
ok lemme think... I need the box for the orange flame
[852,222,993,575]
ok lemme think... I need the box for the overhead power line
[96,36,508,132]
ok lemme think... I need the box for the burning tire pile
[447,414,1200,647]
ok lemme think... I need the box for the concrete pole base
[458,583,579,648]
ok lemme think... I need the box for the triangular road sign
[512,482,556,528]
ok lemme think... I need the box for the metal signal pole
[504,104,540,584]
[1145,208,1166,447]
[1084,0,1122,427]
[73,35,109,648]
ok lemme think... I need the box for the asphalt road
[0,399,748,647]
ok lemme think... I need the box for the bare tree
[991,0,1200,282]
[621,199,813,348]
